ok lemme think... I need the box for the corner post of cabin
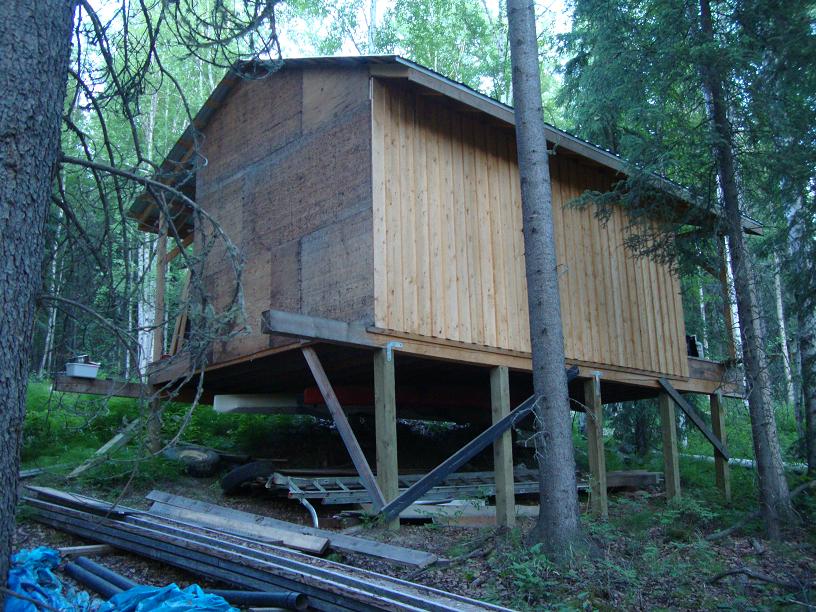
[148,212,168,454]
[584,372,608,518]
[710,392,731,502]
[374,348,399,530]
[659,391,681,501]
[490,366,515,529]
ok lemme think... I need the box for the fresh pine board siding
[371,80,689,378]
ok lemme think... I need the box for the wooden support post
[710,392,731,502]
[302,347,387,510]
[490,366,515,528]
[584,374,608,518]
[374,349,399,529]
[659,391,681,501]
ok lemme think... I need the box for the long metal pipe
[63,562,122,599]
[76,556,308,610]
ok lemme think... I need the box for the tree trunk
[787,193,816,473]
[697,278,709,357]
[506,0,581,555]
[772,254,796,407]
[0,0,75,594]
[698,0,793,537]
[38,214,63,377]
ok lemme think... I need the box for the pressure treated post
[584,374,608,518]
[490,366,515,528]
[659,392,681,501]
[374,349,399,529]
[710,392,731,502]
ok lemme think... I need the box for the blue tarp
[5,547,236,612]
[5,547,92,612]
[99,585,237,612]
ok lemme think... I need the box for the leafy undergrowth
[434,492,816,611]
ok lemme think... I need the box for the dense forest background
[31,0,814,467]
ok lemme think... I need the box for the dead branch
[707,479,816,541]
[710,566,815,590]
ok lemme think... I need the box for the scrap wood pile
[23,486,511,612]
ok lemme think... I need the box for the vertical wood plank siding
[372,81,688,377]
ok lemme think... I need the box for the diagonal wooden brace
[301,347,387,510]
[378,366,579,522]
[658,378,730,460]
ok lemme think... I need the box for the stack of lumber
[24,487,502,612]
[146,490,439,567]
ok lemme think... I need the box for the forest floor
[14,380,816,610]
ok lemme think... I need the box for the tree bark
[0,0,75,594]
[507,0,581,555]
[698,0,793,537]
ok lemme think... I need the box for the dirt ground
[14,470,816,610]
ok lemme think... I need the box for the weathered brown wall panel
[196,67,374,366]
[373,80,689,377]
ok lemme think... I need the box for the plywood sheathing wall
[197,67,375,365]
[372,80,689,378]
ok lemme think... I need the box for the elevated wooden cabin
[135,56,736,399]
[130,56,743,513]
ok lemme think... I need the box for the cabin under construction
[119,55,746,523]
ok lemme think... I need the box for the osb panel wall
[197,66,374,364]
[372,80,689,377]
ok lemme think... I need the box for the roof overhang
[129,54,762,237]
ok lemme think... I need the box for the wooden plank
[301,347,387,510]
[261,310,378,347]
[451,113,472,343]
[710,392,731,502]
[462,120,483,345]
[584,375,608,518]
[26,486,132,517]
[439,106,460,340]
[658,378,729,460]
[146,502,329,554]
[380,367,579,522]
[386,86,403,331]
[374,349,399,530]
[658,391,681,501]
[425,97,445,338]
[57,544,115,557]
[66,420,144,479]
[474,126,496,347]
[53,375,147,399]
[371,80,388,329]
[488,133,509,349]
[400,89,419,335]
[413,94,432,338]
[146,490,438,568]
[490,366,515,528]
